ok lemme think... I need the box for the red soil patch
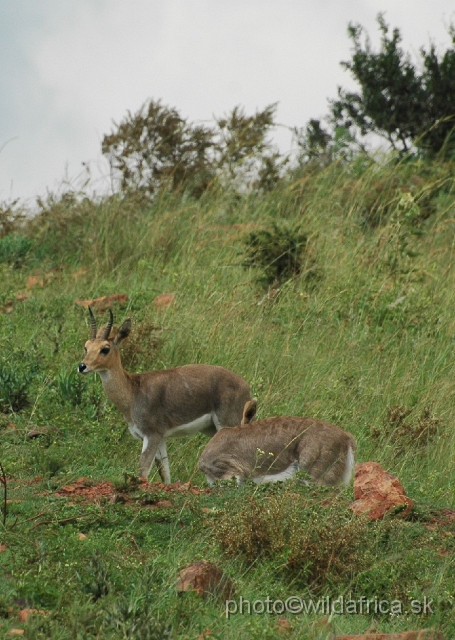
[428,508,455,525]
[423,508,455,535]
[54,477,209,506]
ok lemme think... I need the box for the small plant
[0,233,33,268]
[102,597,173,639]
[84,554,110,601]
[371,404,442,454]
[380,192,423,276]
[0,353,39,412]
[113,472,141,493]
[56,370,84,406]
[242,221,316,286]
[42,454,64,477]
[56,369,104,419]
[120,322,163,371]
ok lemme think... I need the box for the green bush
[213,488,371,590]
[56,370,105,420]
[55,370,84,406]
[0,234,33,268]
[0,353,39,412]
[242,221,316,286]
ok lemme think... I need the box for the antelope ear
[113,318,132,346]
[242,397,257,424]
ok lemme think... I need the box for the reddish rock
[153,293,175,309]
[176,560,233,601]
[0,300,14,314]
[17,609,47,623]
[26,427,50,439]
[155,500,173,508]
[26,275,44,289]
[333,632,444,640]
[350,462,413,520]
[75,294,128,311]
[276,617,293,634]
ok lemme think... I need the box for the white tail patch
[211,411,222,431]
[341,444,355,485]
[165,413,213,438]
[253,462,299,485]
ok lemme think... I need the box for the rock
[276,617,293,633]
[153,293,175,309]
[176,560,233,601]
[17,609,46,623]
[26,427,49,439]
[350,462,413,520]
[0,300,14,314]
[75,294,128,311]
[155,500,173,508]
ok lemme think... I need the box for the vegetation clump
[214,489,371,590]
[241,222,316,286]
[0,234,33,269]
[0,352,39,412]
[371,404,443,455]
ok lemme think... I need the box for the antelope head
[78,307,131,375]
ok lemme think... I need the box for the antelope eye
[100,346,110,355]
[84,347,87,354]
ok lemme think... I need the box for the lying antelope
[78,309,252,483]
[198,399,356,486]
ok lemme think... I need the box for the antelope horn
[88,307,97,340]
[102,308,114,340]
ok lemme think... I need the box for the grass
[1,155,455,637]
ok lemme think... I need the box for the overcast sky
[1,1,455,204]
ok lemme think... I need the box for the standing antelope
[78,309,252,483]
[198,399,356,486]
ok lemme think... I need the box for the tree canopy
[330,15,455,158]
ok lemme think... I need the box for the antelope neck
[99,367,135,417]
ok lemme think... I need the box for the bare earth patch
[54,477,209,506]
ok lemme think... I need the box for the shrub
[0,234,33,268]
[56,370,84,406]
[371,404,443,455]
[0,353,39,412]
[213,488,371,589]
[84,554,110,601]
[242,222,316,286]
[56,370,105,420]
[102,598,173,639]
[120,321,163,371]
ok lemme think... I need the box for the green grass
[1,156,455,637]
